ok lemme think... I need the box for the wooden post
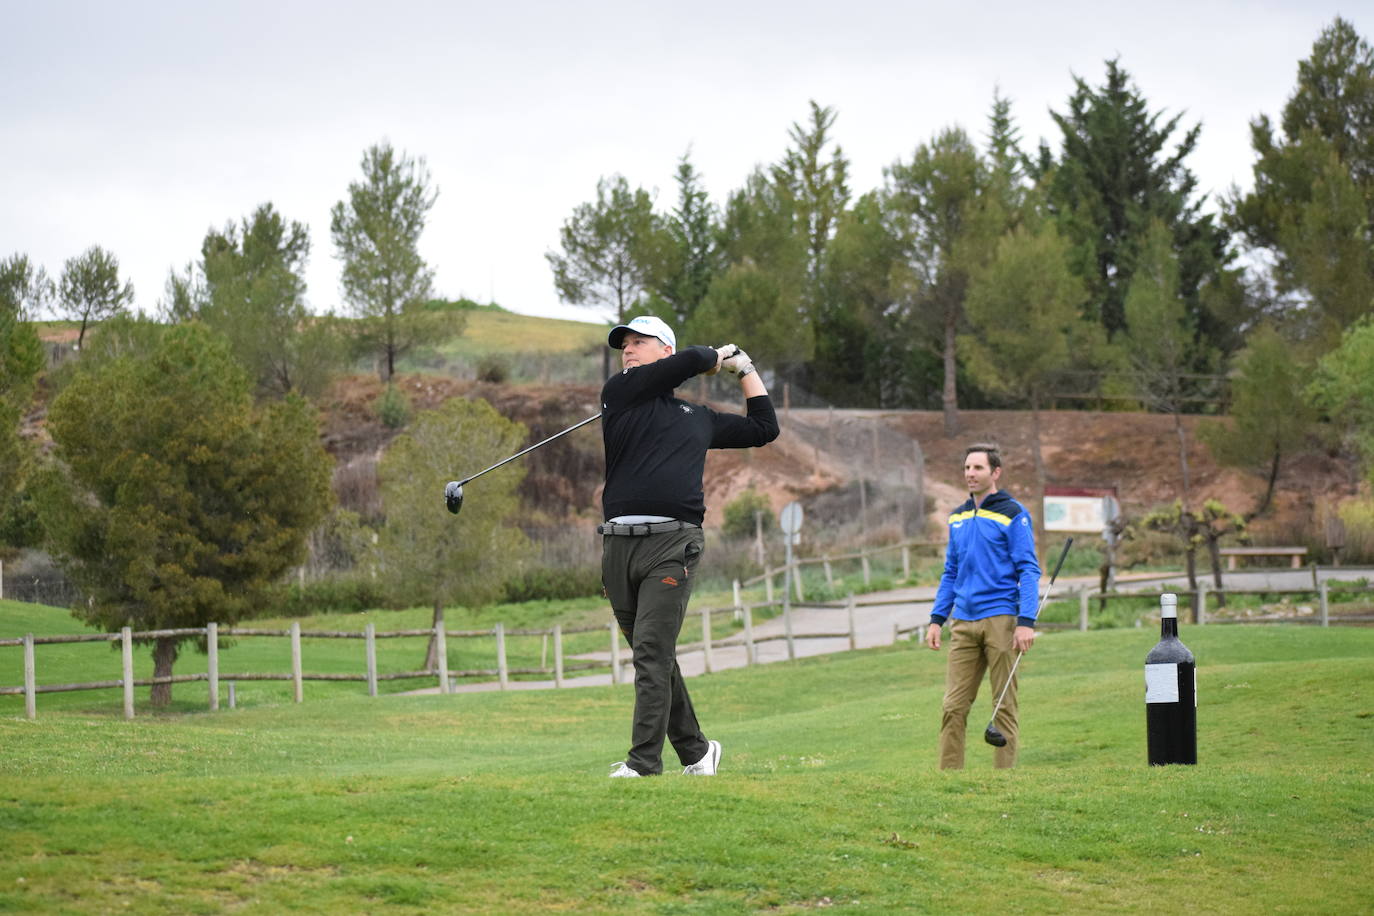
[496,623,509,689]
[743,605,756,665]
[290,621,303,703]
[862,555,871,586]
[23,633,35,720]
[541,633,549,671]
[365,623,378,698]
[607,620,618,683]
[1197,581,1208,626]
[1319,580,1329,627]
[823,556,834,589]
[121,626,135,720]
[902,546,911,581]
[436,619,450,694]
[847,593,857,651]
[702,608,713,674]
[207,623,219,711]
[732,579,743,621]
[765,571,774,605]
[554,624,564,688]
[228,682,236,709]
[793,562,804,602]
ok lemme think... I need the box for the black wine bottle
[1145,593,1196,765]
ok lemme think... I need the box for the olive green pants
[602,528,709,775]
[939,615,1020,769]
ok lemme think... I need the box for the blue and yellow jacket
[930,489,1042,628]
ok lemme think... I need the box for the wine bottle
[1145,593,1197,765]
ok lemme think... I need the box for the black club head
[983,724,1007,748]
[444,481,464,515]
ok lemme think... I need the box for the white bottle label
[1145,663,1179,703]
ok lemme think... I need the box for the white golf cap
[608,315,676,351]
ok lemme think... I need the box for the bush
[476,355,510,383]
[377,384,410,429]
[501,565,603,603]
[283,576,391,615]
[722,489,774,540]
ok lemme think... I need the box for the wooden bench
[1218,546,1308,570]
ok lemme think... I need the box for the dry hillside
[324,374,1364,547]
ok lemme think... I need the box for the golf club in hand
[445,413,601,515]
[984,537,1073,747]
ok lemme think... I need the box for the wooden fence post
[608,621,620,684]
[496,623,509,689]
[743,605,756,666]
[823,557,834,589]
[1079,589,1090,632]
[702,608,713,674]
[23,633,35,720]
[902,546,911,581]
[1319,580,1329,627]
[1197,581,1208,626]
[121,626,134,720]
[365,623,378,698]
[554,624,564,688]
[732,579,743,621]
[765,573,774,605]
[862,555,871,586]
[207,622,219,711]
[847,593,857,651]
[794,563,804,602]
[436,619,450,694]
[290,621,303,703]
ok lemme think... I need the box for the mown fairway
[2,607,1372,914]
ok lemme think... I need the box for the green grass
[2,603,1371,914]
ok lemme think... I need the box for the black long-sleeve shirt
[600,345,780,525]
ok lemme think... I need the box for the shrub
[722,489,774,540]
[377,384,409,429]
[501,565,602,603]
[283,576,391,615]
[476,355,510,383]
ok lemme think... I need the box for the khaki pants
[939,615,1020,769]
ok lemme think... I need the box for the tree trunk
[941,305,960,438]
[1029,399,1048,558]
[1258,446,1280,516]
[150,637,179,708]
[1184,544,1200,623]
[424,600,445,672]
[1172,410,1191,511]
[1207,534,1227,608]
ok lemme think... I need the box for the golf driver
[984,536,1073,747]
[444,413,601,515]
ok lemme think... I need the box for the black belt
[597,520,700,536]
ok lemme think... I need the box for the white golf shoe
[608,762,641,778]
[682,739,721,776]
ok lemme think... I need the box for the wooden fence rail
[8,571,1371,721]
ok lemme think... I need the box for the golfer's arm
[740,370,767,398]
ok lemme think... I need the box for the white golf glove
[722,346,754,377]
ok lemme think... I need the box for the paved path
[410,566,1371,695]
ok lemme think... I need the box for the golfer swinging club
[600,316,778,778]
[925,443,1041,769]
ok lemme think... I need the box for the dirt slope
[326,376,1363,542]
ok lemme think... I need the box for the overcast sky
[1,1,1358,326]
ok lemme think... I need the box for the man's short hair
[964,443,1002,470]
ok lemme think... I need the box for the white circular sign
[779,501,803,535]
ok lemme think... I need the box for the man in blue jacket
[925,443,1041,769]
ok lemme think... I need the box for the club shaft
[988,538,1074,721]
[456,413,600,487]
